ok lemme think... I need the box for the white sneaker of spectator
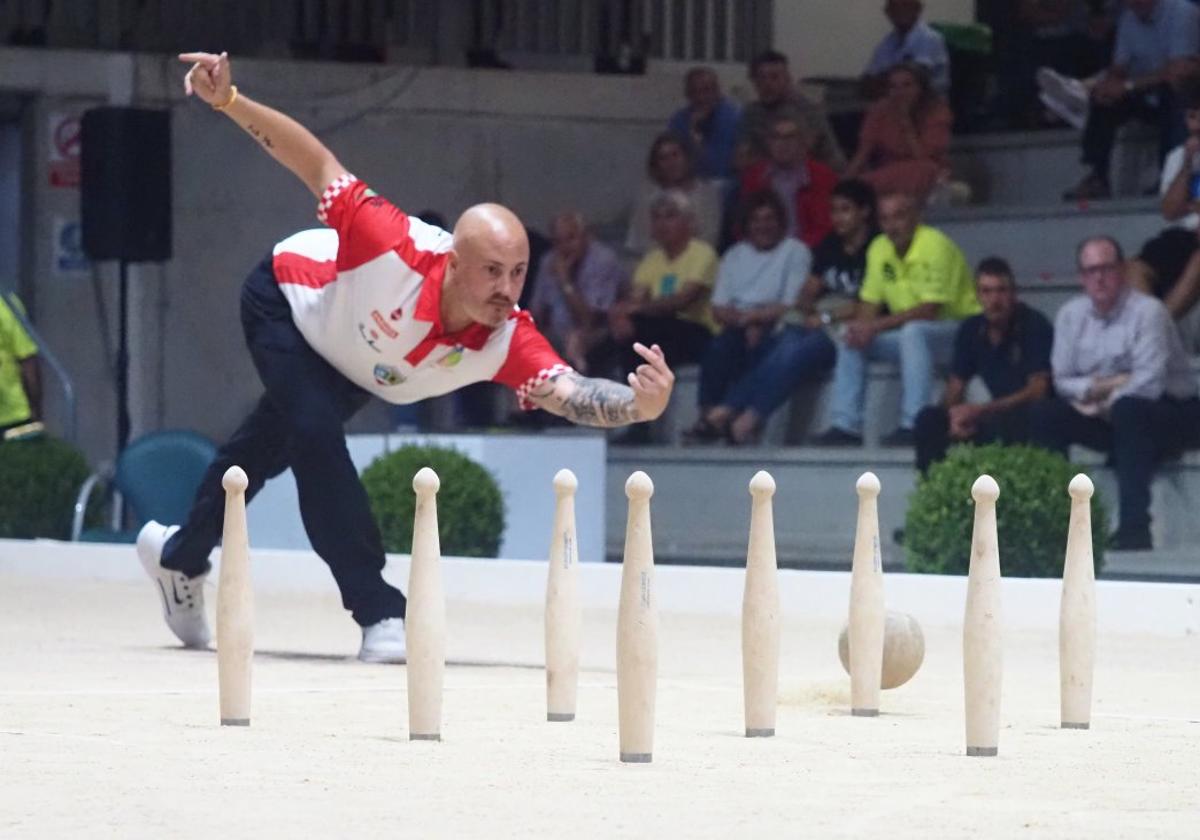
[1037,68,1089,130]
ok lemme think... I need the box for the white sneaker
[137,520,211,649]
[1039,91,1088,131]
[1037,67,1089,107]
[359,618,407,663]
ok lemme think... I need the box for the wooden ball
[838,610,925,690]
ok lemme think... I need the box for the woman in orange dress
[845,62,953,202]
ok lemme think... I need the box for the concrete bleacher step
[949,128,1159,206]
[603,445,1200,580]
[928,199,1163,286]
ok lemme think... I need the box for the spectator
[738,50,847,171]
[1128,84,1200,350]
[739,115,838,248]
[626,133,723,254]
[845,62,954,204]
[667,66,742,180]
[686,191,812,443]
[609,190,718,379]
[913,257,1054,473]
[718,138,767,252]
[0,293,41,436]
[1029,236,1200,550]
[701,179,879,444]
[528,211,629,375]
[862,0,952,98]
[995,1,1114,129]
[813,191,980,447]
[1046,0,1200,201]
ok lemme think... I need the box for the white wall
[774,0,975,79]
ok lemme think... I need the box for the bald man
[137,51,676,663]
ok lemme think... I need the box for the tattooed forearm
[547,373,642,428]
[245,124,274,149]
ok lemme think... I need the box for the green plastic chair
[72,429,217,543]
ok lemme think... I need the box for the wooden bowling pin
[617,471,657,763]
[742,471,780,737]
[545,468,581,722]
[407,467,445,742]
[964,474,1003,757]
[217,465,253,727]
[1060,474,1096,730]
[848,471,885,717]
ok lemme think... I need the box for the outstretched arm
[529,342,675,427]
[178,51,345,197]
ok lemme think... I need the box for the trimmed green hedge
[0,437,94,539]
[361,444,505,557]
[904,443,1108,577]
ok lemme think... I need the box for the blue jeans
[720,325,836,418]
[829,319,959,434]
[699,327,774,408]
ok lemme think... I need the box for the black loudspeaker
[81,107,172,262]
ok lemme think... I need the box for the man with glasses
[1030,235,1200,550]
[739,115,837,248]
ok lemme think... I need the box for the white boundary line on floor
[3,539,1198,637]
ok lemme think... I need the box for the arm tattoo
[246,124,274,149]
[546,372,642,428]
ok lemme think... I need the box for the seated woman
[687,190,811,443]
[845,62,953,204]
[607,189,718,379]
[626,132,724,254]
[699,179,879,445]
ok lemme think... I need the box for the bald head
[443,202,531,331]
[453,203,529,257]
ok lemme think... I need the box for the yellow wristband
[213,85,239,111]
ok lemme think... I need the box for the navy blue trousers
[162,257,406,626]
[1029,395,1200,537]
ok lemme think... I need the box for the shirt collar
[975,303,1025,344]
[1089,286,1132,323]
[411,258,495,352]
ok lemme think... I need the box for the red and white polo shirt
[271,175,570,408]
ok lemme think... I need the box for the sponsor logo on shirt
[373,363,406,386]
[882,263,897,283]
[437,345,465,368]
[358,322,381,353]
[371,309,399,339]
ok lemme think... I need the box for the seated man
[1129,85,1200,350]
[739,115,837,248]
[1053,0,1200,200]
[862,0,952,98]
[528,211,629,376]
[0,292,42,437]
[609,190,718,379]
[1030,236,1200,550]
[814,191,980,447]
[667,66,742,181]
[738,50,846,171]
[687,190,812,443]
[914,257,1054,473]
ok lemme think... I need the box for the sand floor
[1,570,1198,839]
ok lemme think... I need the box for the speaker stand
[116,259,131,456]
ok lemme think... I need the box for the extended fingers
[632,341,673,375]
[178,51,221,67]
[633,363,667,389]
